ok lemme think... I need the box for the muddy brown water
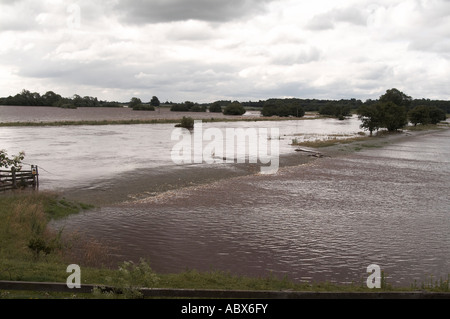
[50,129,450,287]
[2,106,448,286]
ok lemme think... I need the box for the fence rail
[0,280,449,299]
[0,166,39,192]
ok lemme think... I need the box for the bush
[94,259,160,299]
[129,97,143,109]
[170,104,190,112]
[132,104,155,111]
[190,105,207,112]
[223,101,246,115]
[262,104,305,117]
[209,102,223,113]
[175,116,195,129]
[318,104,351,119]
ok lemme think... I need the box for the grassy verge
[1,192,448,299]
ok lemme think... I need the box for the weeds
[93,259,160,299]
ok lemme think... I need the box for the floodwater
[0,107,362,190]
[51,129,450,287]
[1,106,449,286]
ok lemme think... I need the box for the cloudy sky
[0,0,449,103]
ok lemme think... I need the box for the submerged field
[1,105,449,298]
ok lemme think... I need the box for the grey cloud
[114,0,277,24]
[307,7,368,30]
[272,47,322,65]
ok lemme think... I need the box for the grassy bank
[1,191,449,299]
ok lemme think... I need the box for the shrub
[132,104,155,111]
[175,116,195,129]
[209,102,223,113]
[223,101,246,115]
[262,104,305,117]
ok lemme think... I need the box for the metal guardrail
[0,281,449,299]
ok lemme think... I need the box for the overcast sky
[1,0,449,103]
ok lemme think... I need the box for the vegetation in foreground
[0,192,448,299]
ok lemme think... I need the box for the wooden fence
[0,166,39,192]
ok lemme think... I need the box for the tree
[129,97,143,109]
[318,104,351,119]
[209,102,222,113]
[357,104,381,136]
[175,116,195,129]
[0,150,25,170]
[262,103,305,117]
[42,91,62,106]
[150,96,160,107]
[379,88,412,109]
[408,105,430,126]
[223,101,246,115]
[378,102,408,132]
[428,106,447,124]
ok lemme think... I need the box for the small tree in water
[175,116,195,129]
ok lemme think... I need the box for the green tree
[150,96,160,107]
[408,105,430,126]
[209,102,223,113]
[378,102,408,132]
[129,97,143,109]
[428,106,447,124]
[0,150,25,170]
[42,91,62,106]
[175,116,195,129]
[379,88,412,109]
[357,104,381,136]
[223,101,246,115]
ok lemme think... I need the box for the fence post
[11,167,17,189]
[31,165,39,189]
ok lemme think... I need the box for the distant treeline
[1,89,449,116]
[0,90,122,108]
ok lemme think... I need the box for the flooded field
[51,129,449,287]
[1,106,449,287]
[0,108,362,190]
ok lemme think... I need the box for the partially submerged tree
[378,102,408,132]
[357,104,381,136]
[358,88,409,134]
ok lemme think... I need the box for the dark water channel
[51,129,450,286]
